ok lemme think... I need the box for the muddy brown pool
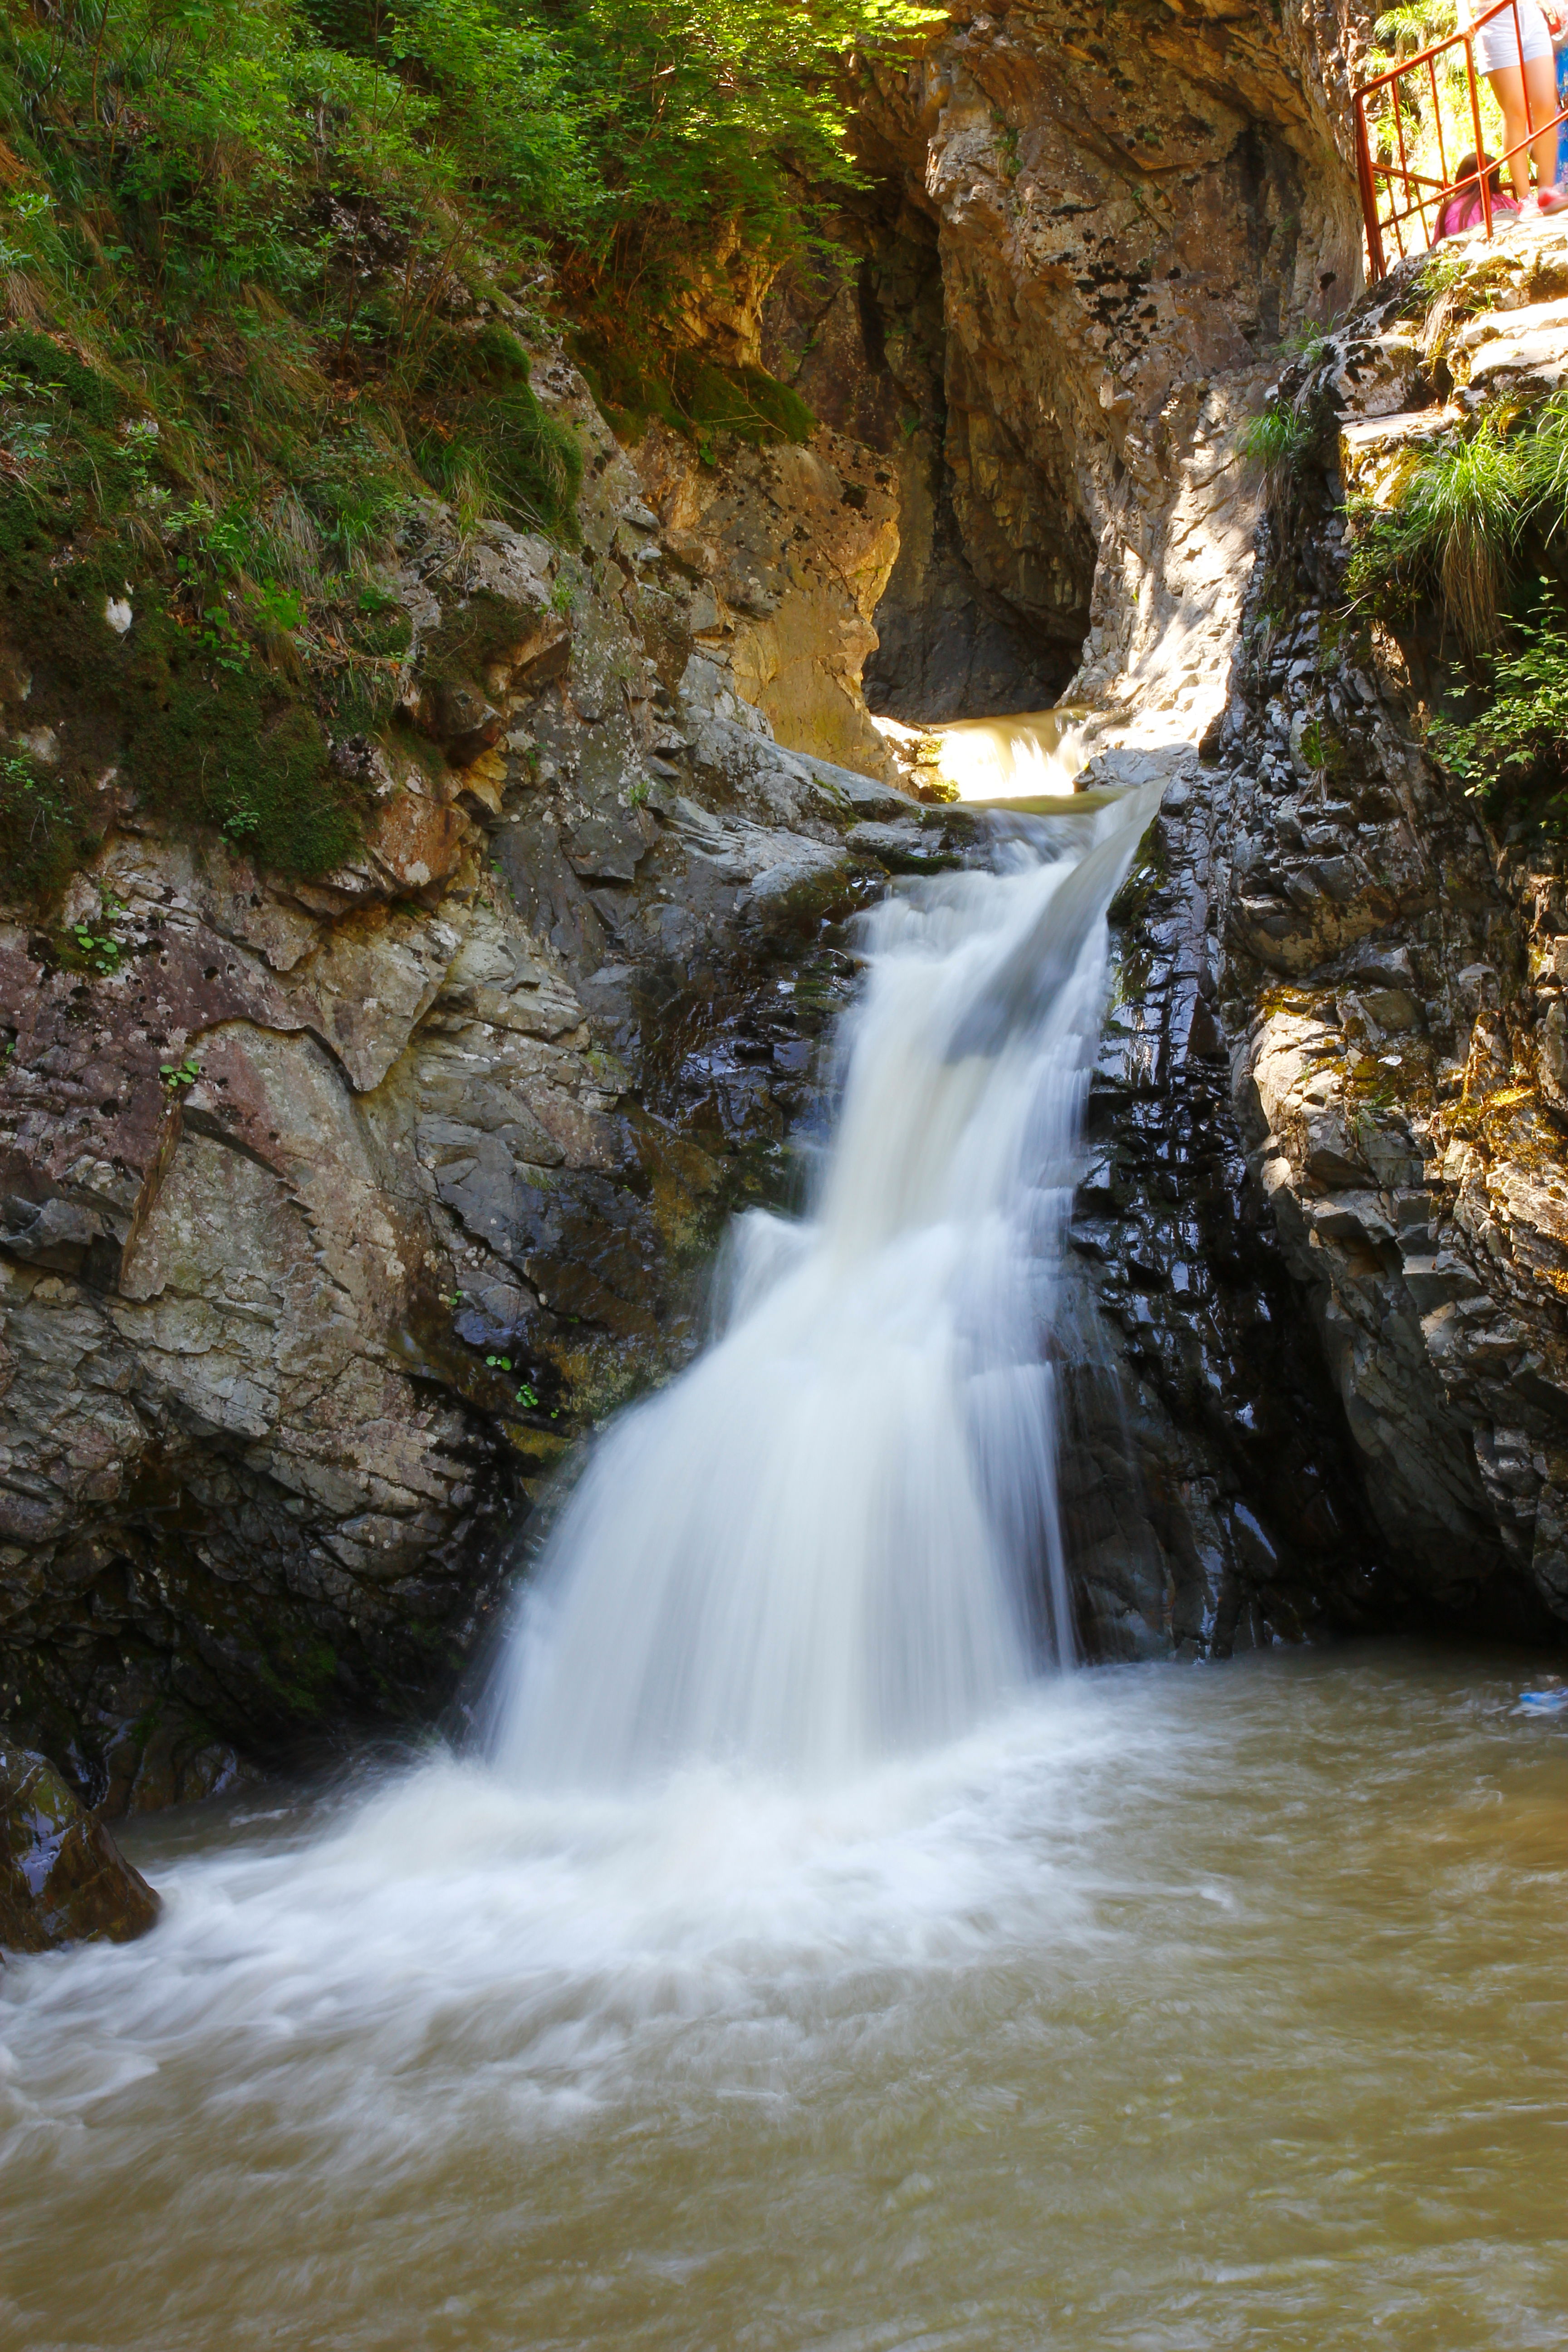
[4,1643,1566,2351]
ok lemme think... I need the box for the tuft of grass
[1240,401,1316,527]
[1345,405,1544,649]
[1345,393,1568,651]
[1280,319,1331,369]
[403,321,583,539]
[1415,245,1507,365]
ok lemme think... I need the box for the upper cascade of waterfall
[872,707,1092,804]
[481,781,1161,1793]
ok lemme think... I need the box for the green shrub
[1427,595,1568,805]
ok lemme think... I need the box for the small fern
[1428,596,1568,795]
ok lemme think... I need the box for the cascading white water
[936,705,1091,800]
[483,780,1162,1790]
[871,705,1092,801]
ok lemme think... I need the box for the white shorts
[1473,3,1554,73]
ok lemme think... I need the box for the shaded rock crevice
[766,190,1088,722]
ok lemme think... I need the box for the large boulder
[0,1740,161,1955]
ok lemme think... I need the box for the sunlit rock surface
[802,0,1374,730]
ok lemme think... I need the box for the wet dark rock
[0,1740,161,1955]
[1176,223,1568,1649]
[1058,750,1401,1662]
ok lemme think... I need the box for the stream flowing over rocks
[4,0,1568,1842]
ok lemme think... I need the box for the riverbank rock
[0,1740,160,1954]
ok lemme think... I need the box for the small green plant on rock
[484,1351,549,1413]
[1281,319,1331,368]
[160,1056,202,1092]
[69,911,124,975]
[1427,595,1568,808]
[1240,402,1316,527]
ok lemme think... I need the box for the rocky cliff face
[789,0,1375,731]
[1209,222,1568,1644]
[1052,216,1568,1661]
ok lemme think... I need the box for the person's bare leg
[1523,51,1563,190]
[1490,56,1567,198]
[1489,63,1535,199]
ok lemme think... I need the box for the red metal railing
[1354,0,1568,279]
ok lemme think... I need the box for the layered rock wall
[1209,224,1568,1642]
[1059,218,1568,1657]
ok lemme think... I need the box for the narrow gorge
[5,3,1568,2342]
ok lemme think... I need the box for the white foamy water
[481,785,1158,1790]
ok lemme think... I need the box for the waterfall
[932,705,1090,800]
[482,781,1162,1790]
